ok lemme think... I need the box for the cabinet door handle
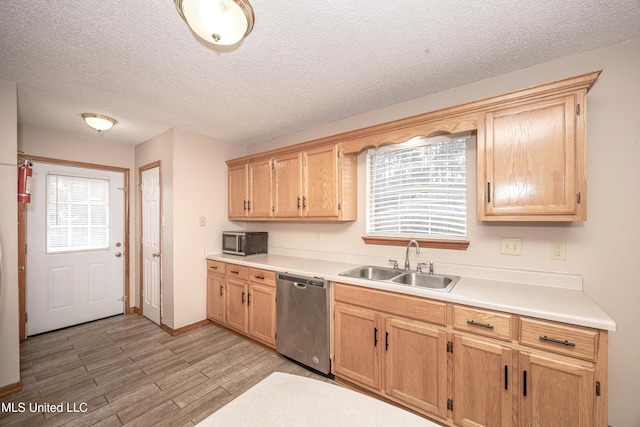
[374,327,378,347]
[248,293,251,305]
[241,291,245,304]
[385,331,389,350]
[523,370,527,397]
[487,182,491,203]
[302,196,307,208]
[467,320,494,329]
[297,197,301,209]
[243,200,247,211]
[219,285,223,296]
[504,365,508,390]
[248,200,251,211]
[539,335,576,347]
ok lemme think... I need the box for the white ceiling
[1,1,639,146]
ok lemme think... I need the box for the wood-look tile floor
[0,314,331,426]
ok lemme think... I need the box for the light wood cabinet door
[248,159,273,217]
[385,316,448,419]
[248,283,276,347]
[478,93,586,221]
[206,274,225,324]
[519,352,595,427]
[228,163,248,218]
[453,335,513,427]
[273,152,302,217]
[333,302,382,391]
[225,278,248,333]
[303,144,339,218]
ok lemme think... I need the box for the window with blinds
[366,135,468,239]
[47,174,110,253]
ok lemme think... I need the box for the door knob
[115,242,122,247]
[115,252,122,257]
[152,252,161,257]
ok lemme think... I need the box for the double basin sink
[339,265,460,293]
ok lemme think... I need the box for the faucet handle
[417,261,434,274]
[388,259,399,269]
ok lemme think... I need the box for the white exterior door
[26,163,125,336]
[141,166,161,325]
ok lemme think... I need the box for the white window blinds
[47,174,110,253]
[366,135,468,239]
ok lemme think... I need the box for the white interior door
[26,163,125,336]
[141,166,161,325]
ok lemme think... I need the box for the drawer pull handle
[255,275,265,280]
[230,270,239,275]
[210,265,218,270]
[467,320,494,329]
[539,335,576,347]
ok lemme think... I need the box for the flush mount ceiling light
[174,0,255,46]
[81,113,117,132]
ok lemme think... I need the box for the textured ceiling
[1,0,639,146]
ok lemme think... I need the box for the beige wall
[246,39,640,426]
[135,128,244,329]
[0,79,20,391]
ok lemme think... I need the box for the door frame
[18,154,131,340]
[138,161,162,324]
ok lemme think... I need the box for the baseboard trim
[0,381,22,399]
[160,319,211,336]
[132,307,142,315]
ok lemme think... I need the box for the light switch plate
[500,238,522,256]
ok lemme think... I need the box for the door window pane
[47,174,110,253]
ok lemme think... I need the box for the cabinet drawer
[226,264,249,281]
[249,268,276,287]
[520,317,597,361]
[333,283,446,326]
[452,305,513,341]
[207,260,226,275]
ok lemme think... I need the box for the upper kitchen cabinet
[477,72,599,221]
[228,143,357,221]
[228,159,273,219]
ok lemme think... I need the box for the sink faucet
[405,239,420,270]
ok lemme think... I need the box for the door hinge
[25,313,28,322]
[595,381,601,396]
[447,399,454,411]
[577,192,581,204]
[447,341,454,353]
[576,104,581,116]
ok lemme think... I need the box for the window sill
[362,236,469,250]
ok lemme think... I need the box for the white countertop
[206,253,616,331]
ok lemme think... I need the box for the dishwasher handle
[293,282,307,289]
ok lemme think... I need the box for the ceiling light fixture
[81,113,117,132]
[174,0,255,46]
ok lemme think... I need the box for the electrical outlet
[500,238,522,256]
[199,216,206,227]
[550,241,566,260]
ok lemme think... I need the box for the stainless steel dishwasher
[276,272,331,376]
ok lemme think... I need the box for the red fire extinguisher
[18,160,32,203]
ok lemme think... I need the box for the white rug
[197,372,440,426]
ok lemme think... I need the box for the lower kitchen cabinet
[520,352,595,427]
[332,283,608,427]
[206,262,277,349]
[453,335,513,427]
[248,282,276,347]
[225,277,249,333]
[333,293,448,419]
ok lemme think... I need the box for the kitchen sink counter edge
[205,253,616,331]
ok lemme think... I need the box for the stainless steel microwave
[222,231,268,256]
